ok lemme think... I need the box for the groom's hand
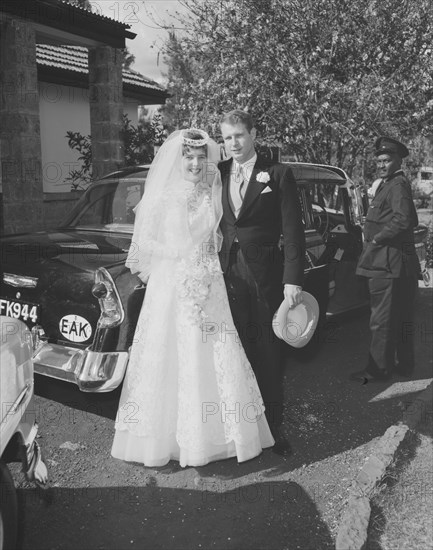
[284,284,303,308]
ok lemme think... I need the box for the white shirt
[229,153,257,217]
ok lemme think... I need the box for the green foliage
[150,112,168,145]
[65,115,159,190]
[162,0,433,178]
[65,131,92,190]
[64,0,92,9]
[121,48,136,70]
[120,114,155,166]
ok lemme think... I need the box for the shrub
[65,114,164,190]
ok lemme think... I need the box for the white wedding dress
[112,180,274,467]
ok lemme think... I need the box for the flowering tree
[162,0,433,179]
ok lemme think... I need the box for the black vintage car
[0,163,376,392]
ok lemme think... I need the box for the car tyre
[0,460,18,550]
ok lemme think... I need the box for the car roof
[285,162,347,184]
[100,165,151,179]
[94,162,347,186]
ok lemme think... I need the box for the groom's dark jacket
[218,154,305,299]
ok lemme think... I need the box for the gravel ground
[367,412,433,550]
[12,286,432,550]
[14,398,377,550]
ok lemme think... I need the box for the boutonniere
[256,171,271,184]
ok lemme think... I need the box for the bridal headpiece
[125,128,222,283]
[181,128,209,147]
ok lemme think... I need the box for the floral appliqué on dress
[175,183,221,327]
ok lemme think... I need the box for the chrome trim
[34,363,77,383]
[32,342,129,392]
[0,383,32,425]
[25,439,49,485]
[76,349,129,392]
[33,343,84,383]
[95,267,125,328]
[3,273,38,288]
[33,342,83,370]
[31,325,48,353]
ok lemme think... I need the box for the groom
[218,110,305,455]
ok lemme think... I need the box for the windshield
[64,175,147,231]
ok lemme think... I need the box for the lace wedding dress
[112,180,274,467]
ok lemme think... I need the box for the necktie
[229,164,245,216]
[237,164,245,201]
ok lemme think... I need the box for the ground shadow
[17,480,334,550]
[34,374,122,420]
[33,286,432,473]
[279,287,432,470]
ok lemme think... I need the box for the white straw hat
[272,292,320,348]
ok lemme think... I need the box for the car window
[312,183,343,213]
[297,186,315,229]
[70,178,145,229]
[112,183,142,224]
[73,190,108,227]
[298,182,342,230]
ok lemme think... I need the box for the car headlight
[92,268,124,328]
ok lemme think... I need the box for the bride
[111,129,274,467]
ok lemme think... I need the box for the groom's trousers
[224,242,285,427]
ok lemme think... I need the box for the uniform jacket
[218,154,306,292]
[356,171,420,278]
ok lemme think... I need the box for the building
[37,44,167,194]
[0,0,168,233]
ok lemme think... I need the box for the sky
[90,1,184,84]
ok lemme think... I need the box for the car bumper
[33,343,129,392]
[23,422,48,485]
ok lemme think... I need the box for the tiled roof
[1,0,136,47]
[54,0,130,28]
[36,44,166,93]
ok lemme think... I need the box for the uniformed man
[351,136,420,383]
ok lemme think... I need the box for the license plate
[0,297,40,324]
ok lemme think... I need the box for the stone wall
[0,17,125,235]
[88,46,124,180]
[0,16,44,234]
